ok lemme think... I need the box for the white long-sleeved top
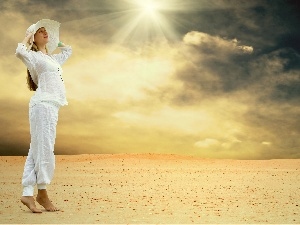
[15,43,72,107]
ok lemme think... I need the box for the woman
[15,19,72,213]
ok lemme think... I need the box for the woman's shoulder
[16,43,38,55]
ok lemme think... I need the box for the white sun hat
[25,19,60,54]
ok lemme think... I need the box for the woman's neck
[36,44,47,54]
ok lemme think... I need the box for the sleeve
[52,46,72,65]
[15,43,36,70]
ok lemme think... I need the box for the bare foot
[36,189,59,212]
[21,196,42,213]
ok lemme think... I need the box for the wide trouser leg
[22,103,59,196]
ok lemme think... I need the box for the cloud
[183,31,253,54]
[194,138,220,148]
[114,106,214,135]
[247,48,300,101]
[64,42,177,103]
[262,142,272,146]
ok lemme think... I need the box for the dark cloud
[174,32,254,97]
[275,82,300,100]
[171,0,300,54]
[243,100,300,159]
[0,100,30,156]
[162,27,299,159]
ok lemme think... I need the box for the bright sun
[142,2,158,15]
[105,0,178,44]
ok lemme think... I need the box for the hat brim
[34,19,60,54]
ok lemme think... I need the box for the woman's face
[34,27,48,45]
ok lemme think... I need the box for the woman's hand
[58,41,66,47]
[22,32,34,45]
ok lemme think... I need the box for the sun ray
[65,0,190,46]
[112,0,180,45]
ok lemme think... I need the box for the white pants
[22,102,59,196]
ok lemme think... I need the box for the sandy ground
[0,154,299,224]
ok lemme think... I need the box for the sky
[0,0,299,159]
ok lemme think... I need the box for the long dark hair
[26,43,39,91]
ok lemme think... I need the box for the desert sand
[0,154,299,224]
